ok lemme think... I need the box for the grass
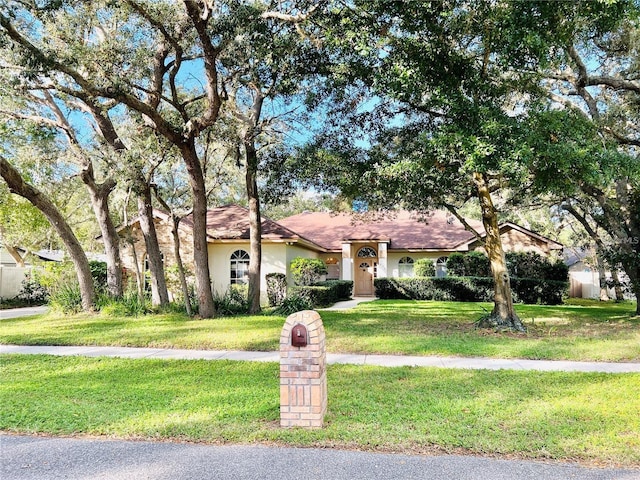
[1,354,639,467]
[1,299,638,362]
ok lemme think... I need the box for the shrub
[266,272,287,306]
[98,289,151,316]
[541,261,570,282]
[290,286,334,308]
[290,257,327,286]
[465,251,491,277]
[414,258,435,277]
[315,280,353,301]
[49,283,82,313]
[16,277,49,305]
[213,284,249,315]
[375,276,566,305]
[446,253,467,276]
[273,293,314,316]
[446,252,490,277]
[89,261,108,293]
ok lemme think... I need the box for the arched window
[230,250,250,284]
[436,256,448,278]
[398,256,414,278]
[357,246,377,258]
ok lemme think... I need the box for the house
[565,248,634,300]
[119,205,563,302]
[0,245,63,300]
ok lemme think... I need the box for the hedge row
[290,280,354,308]
[374,277,568,305]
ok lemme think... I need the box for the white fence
[0,266,30,299]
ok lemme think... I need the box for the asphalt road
[2,435,638,480]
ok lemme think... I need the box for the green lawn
[2,300,639,466]
[1,299,638,362]
[1,354,638,466]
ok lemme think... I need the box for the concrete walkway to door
[321,297,375,310]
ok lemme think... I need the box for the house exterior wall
[568,261,636,300]
[119,219,194,274]
[208,242,320,303]
[387,252,443,277]
[0,266,30,299]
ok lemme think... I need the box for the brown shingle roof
[185,204,307,243]
[277,210,484,251]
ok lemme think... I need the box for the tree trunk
[611,268,625,302]
[595,253,610,302]
[245,141,262,314]
[180,142,215,318]
[82,172,123,297]
[136,182,169,306]
[473,172,525,332]
[171,215,193,316]
[1,155,95,310]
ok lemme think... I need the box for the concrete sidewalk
[2,344,639,373]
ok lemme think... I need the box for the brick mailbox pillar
[280,310,327,428]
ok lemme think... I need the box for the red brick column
[280,310,327,428]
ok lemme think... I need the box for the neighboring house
[119,205,563,302]
[0,245,63,299]
[565,248,635,300]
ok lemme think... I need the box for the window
[436,256,448,278]
[398,256,414,278]
[230,250,250,284]
[357,247,377,258]
[325,257,340,280]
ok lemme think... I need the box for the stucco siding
[387,252,442,278]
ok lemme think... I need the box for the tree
[1,0,325,317]
[272,0,638,328]
[0,1,220,316]
[215,2,325,314]
[0,155,95,310]
[525,108,640,313]
[0,79,125,297]
[529,4,640,314]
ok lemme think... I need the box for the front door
[355,261,374,296]
[355,246,377,296]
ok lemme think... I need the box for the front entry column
[377,242,388,278]
[341,243,352,281]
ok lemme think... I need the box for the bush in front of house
[290,257,327,286]
[315,280,353,301]
[291,280,354,308]
[506,252,569,282]
[374,277,493,302]
[510,278,568,305]
[414,258,436,277]
[266,272,287,307]
[273,293,315,316]
[374,276,566,305]
[446,252,490,277]
[213,284,250,315]
[290,285,334,308]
